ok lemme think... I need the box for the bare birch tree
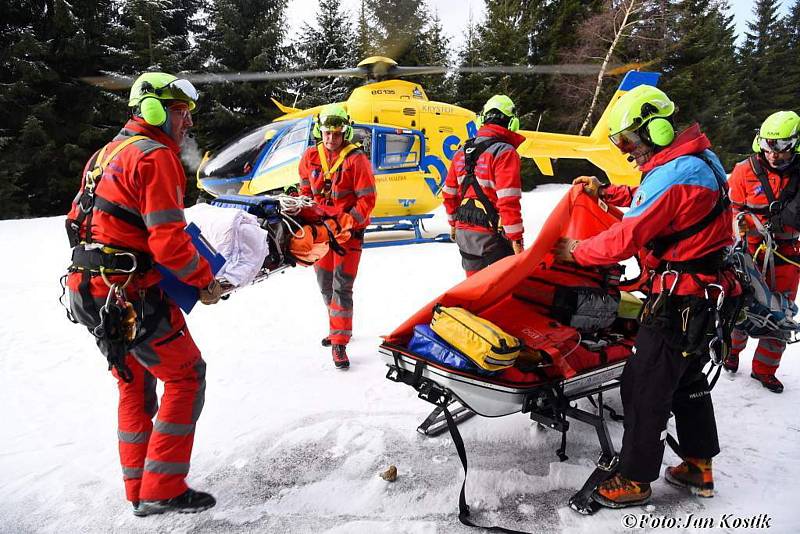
[554,0,666,135]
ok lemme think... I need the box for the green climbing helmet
[481,94,519,131]
[607,85,674,135]
[607,85,675,148]
[752,111,800,153]
[128,72,198,111]
[318,103,350,131]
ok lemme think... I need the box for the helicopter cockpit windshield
[201,123,282,181]
[254,118,311,175]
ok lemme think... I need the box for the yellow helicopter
[195,58,652,217]
[86,56,658,245]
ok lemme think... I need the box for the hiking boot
[723,351,739,373]
[592,473,651,508]
[321,337,332,347]
[665,457,714,497]
[751,372,784,393]
[133,488,216,517]
[332,344,350,369]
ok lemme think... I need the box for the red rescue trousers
[114,300,206,502]
[731,259,800,375]
[314,235,363,345]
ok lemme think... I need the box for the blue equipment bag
[408,324,498,376]
[157,223,226,314]
[210,194,281,222]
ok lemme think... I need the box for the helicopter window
[256,120,311,173]
[201,124,280,179]
[376,132,421,171]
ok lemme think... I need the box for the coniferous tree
[738,0,797,145]
[454,9,487,113]
[416,10,453,102]
[785,0,800,113]
[354,0,377,60]
[0,0,125,217]
[661,0,745,167]
[294,0,358,107]
[194,0,289,152]
[477,0,536,117]
[365,0,427,64]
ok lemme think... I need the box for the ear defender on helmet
[139,97,167,126]
[313,115,322,140]
[479,95,520,132]
[645,117,675,147]
[635,102,675,147]
[752,135,761,153]
[135,81,167,126]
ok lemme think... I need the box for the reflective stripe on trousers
[115,300,206,502]
[314,236,363,345]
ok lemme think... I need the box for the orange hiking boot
[592,473,652,508]
[665,457,714,497]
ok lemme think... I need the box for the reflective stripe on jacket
[728,155,800,252]
[442,124,526,241]
[574,124,737,297]
[298,143,376,229]
[66,118,214,296]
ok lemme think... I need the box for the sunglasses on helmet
[609,129,645,153]
[143,79,199,103]
[759,136,799,153]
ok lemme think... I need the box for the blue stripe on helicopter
[200,176,247,186]
[619,71,661,91]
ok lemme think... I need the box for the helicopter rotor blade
[393,64,607,77]
[81,61,648,90]
[80,68,368,89]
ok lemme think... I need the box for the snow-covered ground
[1,184,798,533]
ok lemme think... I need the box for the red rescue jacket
[574,124,738,296]
[298,142,376,230]
[728,155,800,259]
[442,124,526,241]
[66,118,214,297]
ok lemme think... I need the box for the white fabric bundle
[185,203,270,287]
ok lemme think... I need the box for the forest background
[1,0,798,219]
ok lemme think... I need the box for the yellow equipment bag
[430,305,521,371]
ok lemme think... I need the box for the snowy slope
[1,184,799,533]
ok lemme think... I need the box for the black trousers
[618,325,720,483]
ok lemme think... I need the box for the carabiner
[660,269,680,295]
[705,283,725,311]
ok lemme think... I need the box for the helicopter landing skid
[364,215,451,248]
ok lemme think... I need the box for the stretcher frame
[379,342,624,515]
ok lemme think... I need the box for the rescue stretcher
[379,326,630,516]
[187,194,352,298]
[378,187,638,518]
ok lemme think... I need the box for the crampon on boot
[332,344,350,369]
[133,488,216,517]
[665,457,714,497]
[723,351,739,373]
[592,473,651,508]
[751,372,784,393]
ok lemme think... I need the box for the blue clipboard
[157,223,226,314]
